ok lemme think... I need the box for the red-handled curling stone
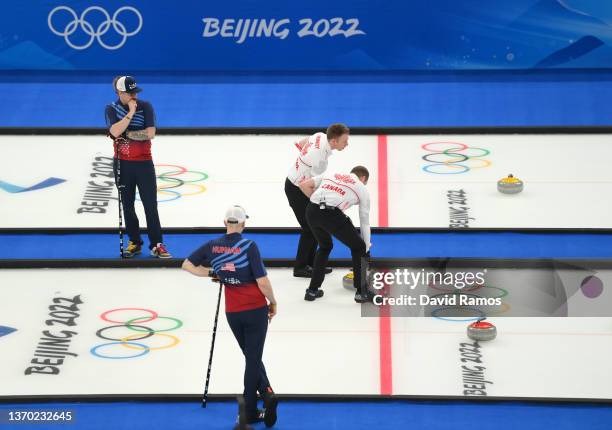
[467,319,497,341]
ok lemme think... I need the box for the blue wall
[1,70,611,128]
[3,1,612,71]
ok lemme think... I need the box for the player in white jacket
[284,123,350,278]
[299,166,372,303]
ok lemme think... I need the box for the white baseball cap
[224,205,249,224]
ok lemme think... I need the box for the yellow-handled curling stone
[343,271,355,289]
[343,270,375,291]
[497,174,523,194]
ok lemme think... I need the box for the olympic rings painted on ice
[421,141,492,175]
[91,308,183,359]
[135,164,209,203]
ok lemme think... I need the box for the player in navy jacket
[182,205,278,427]
[106,75,170,258]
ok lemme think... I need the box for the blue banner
[1,0,612,71]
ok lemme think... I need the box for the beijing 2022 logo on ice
[48,6,143,50]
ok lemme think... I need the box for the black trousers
[226,306,271,418]
[305,203,367,292]
[114,159,163,247]
[284,178,317,269]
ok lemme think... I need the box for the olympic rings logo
[137,164,209,203]
[90,308,183,359]
[427,283,511,322]
[48,6,143,50]
[421,142,492,175]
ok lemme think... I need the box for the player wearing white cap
[298,166,373,303]
[284,123,350,277]
[182,205,278,427]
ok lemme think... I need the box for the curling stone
[343,270,375,291]
[467,319,497,341]
[343,271,355,289]
[497,174,523,194]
